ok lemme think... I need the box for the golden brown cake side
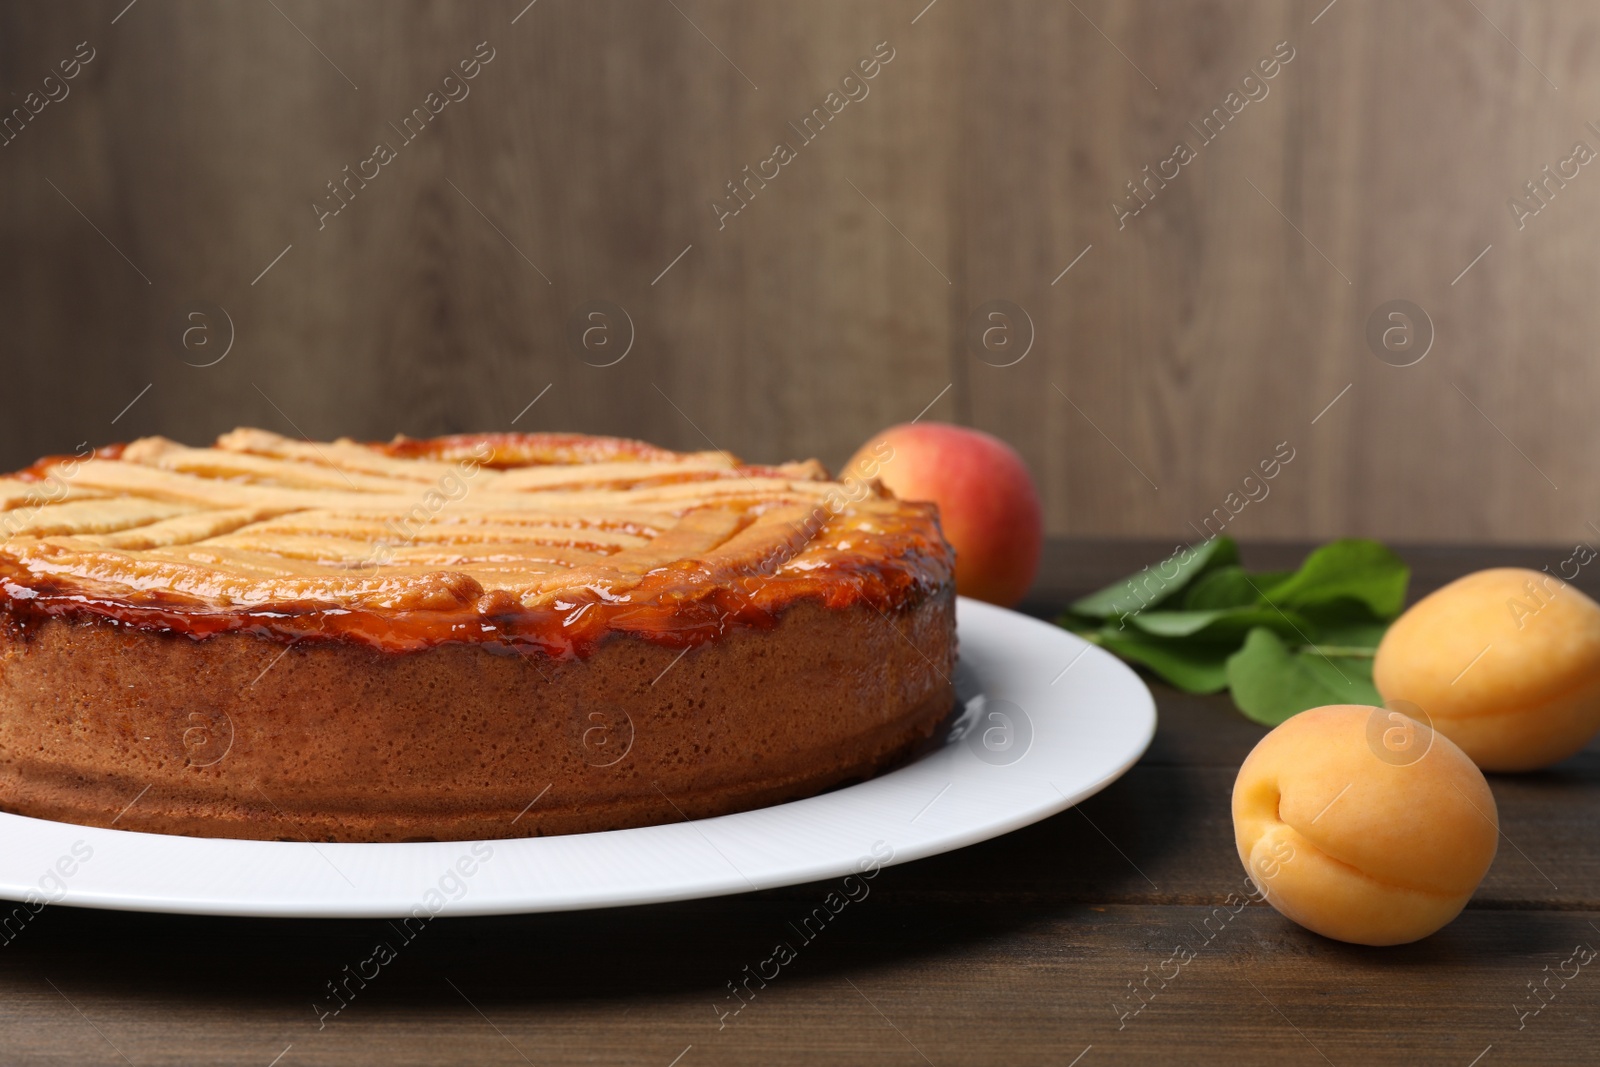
[0,592,954,842]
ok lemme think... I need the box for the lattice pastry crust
[0,429,951,655]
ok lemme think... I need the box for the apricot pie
[0,429,956,842]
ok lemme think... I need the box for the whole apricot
[845,422,1042,607]
[1232,705,1498,946]
[1373,568,1600,771]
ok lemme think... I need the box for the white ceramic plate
[0,598,1154,918]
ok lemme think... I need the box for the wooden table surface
[4,540,1596,1066]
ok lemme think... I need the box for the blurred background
[0,0,1592,545]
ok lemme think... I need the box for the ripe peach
[1373,568,1600,772]
[1232,705,1498,946]
[845,422,1042,607]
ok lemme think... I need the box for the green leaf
[1301,602,1391,650]
[1070,537,1238,619]
[1225,627,1382,727]
[1178,565,1300,612]
[1266,539,1410,619]
[1249,570,1297,599]
[1056,611,1102,636]
[1057,537,1406,728]
[1123,606,1312,643]
[1180,565,1262,610]
[1098,628,1232,694]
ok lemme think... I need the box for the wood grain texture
[1,1,1597,543]
[0,540,1596,1066]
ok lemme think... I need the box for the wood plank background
[1,0,1595,544]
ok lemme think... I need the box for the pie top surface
[0,429,953,656]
